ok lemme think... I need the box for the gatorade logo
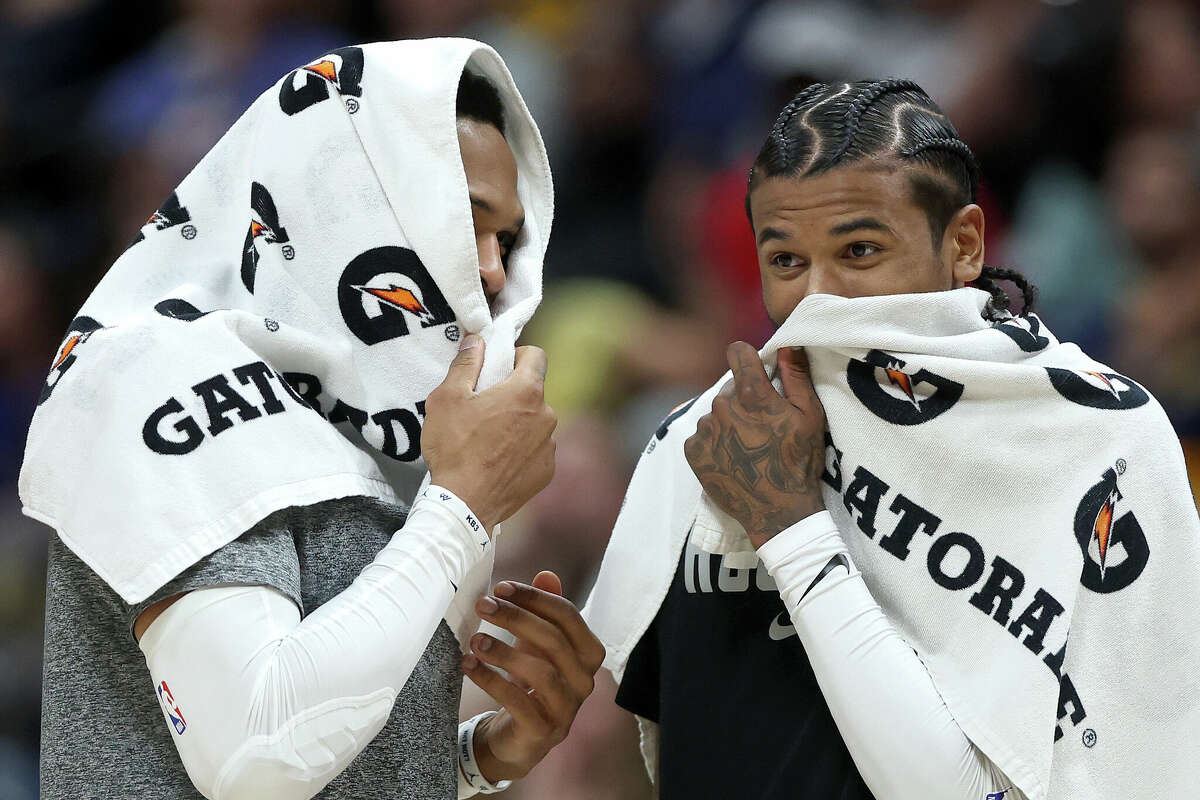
[240,182,292,293]
[847,350,964,426]
[1074,461,1149,594]
[38,316,104,406]
[337,246,455,345]
[1046,368,1149,411]
[279,46,365,116]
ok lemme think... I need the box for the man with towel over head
[584,79,1200,800]
[23,39,604,799]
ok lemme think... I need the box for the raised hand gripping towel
[20,38,554,648]
[584,288,1200,800]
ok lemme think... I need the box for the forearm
[140,487,489,800]
[759,512,1020,800]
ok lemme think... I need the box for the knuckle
[520,382,543,404]
[535,662,559,689]
[586,641,606,673]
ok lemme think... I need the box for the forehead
[457,119,519,195]
[749,162,923,235]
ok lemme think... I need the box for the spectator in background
[1101,125,1200,437]
[87,0,346,265]
[0,222,59,800]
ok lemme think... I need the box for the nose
[477,234,507,302]
[803,264,842,300]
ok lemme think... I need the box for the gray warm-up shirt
[40,496,461,799]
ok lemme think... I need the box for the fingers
[530,570,562,596]
[462,652,552,731]
[490,582,606,673]
[726,341,774,409]
[512,345,548,386]
[476,594,598,695]
[469,633,579,724]
[777,346,819,407]
[439,334,485,394]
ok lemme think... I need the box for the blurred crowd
[1,0,1198,797]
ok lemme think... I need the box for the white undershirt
[756,511,1026,800]
[139,487,489,800]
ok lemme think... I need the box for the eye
[770,252,804,270]
[847,242,880,258]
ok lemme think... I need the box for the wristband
[418,484,491,551]
[457,711,513,796]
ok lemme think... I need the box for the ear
[945,204,985,286]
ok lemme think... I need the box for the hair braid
[971,264,1038,321]
[831,78,924,162]
[770,83,828,165]
[903,137,979,200]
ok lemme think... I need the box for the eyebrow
[757,226,790,246]
[470,194,525,233]
[829,217,894,236]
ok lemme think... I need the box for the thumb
[531,570,563,596]
[441,334,485,393]
[777,346,817,408]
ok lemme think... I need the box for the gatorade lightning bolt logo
[278,46,365,116]
[127,191,195,248]
[240,182,292,293]
[1046,367,1149,411]
[883,365,919,409]
[846,349,964,425]
[1083,372,1121,400]
[1074,460,1149,593]
[337,246,455,345]
[352,284,438,326]
[38,316,104,406]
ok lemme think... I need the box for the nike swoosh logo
[768,554,851,642]
[799,553,850,603]
[768,611,796,641]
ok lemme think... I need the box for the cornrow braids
[767,83,829,173]
[831,78,925,163]
[747,77,1039,318]
[902,137,978,199]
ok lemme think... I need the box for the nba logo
[985,792,1008,800]
[157,680,187,735]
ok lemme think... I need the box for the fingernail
[476,635,494,651]
[477,596,499,614]
[495,582,515,598]
[463,653,478,670]
[459,333,480,351]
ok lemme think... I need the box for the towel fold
[19,38,554,650]
[585,288,1200,799]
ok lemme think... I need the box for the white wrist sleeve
[758,511,1025,800]
[139,486,490,800]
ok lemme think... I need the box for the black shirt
[616,527,875,800]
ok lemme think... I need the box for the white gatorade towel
[584,288,1200,800]
[19,38,554,648]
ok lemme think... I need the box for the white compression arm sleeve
[138,487,490,800]
[757,511,1025,800]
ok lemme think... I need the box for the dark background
[1,1,1198,797]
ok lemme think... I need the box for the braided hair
[748,79,1036,320]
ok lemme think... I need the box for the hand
[684,342,827,547]
[422,336,557,532]
[462,571,606,782]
